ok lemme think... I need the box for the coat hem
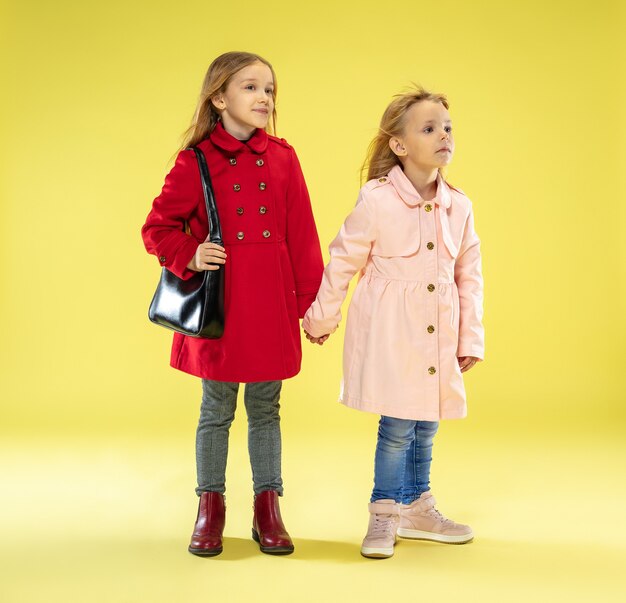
[339,393,467,421]
[169,359,301,383]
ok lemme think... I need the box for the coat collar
[209,120,268,154]
[387,164,452,209]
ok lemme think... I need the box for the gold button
[427,284,435,292]
[159,256,166,263]
[262,230,271,238]
[237,232,244,240]
[427,242,434,250]
[424,204,433,212]
[427,325,435,334]
[259,182,266,191]
[233,184,241,191]
[428,366,437,375]
[378,177,387,183]
[236,207,244,215]
[229,158,237,166]
[256,159,264,167]
[259,206,267,214]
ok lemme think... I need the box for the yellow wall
[2,2,626,602]
[1,0,624,435]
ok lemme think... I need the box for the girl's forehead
[408,100,450,123]
[234,62,274,83]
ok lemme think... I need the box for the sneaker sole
[397,527,473,544]
[360,546,394,558]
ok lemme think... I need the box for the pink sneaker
[397,491,473,544]
[360,499,400,558]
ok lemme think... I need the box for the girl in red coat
[141,52,323,556]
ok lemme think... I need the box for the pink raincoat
[302,165,484,420]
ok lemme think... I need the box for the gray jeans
[196,379,283,497]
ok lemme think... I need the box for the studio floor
[2,422,624,602]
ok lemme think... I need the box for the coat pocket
[371,211,420,257]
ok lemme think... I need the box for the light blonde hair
[361,85,449,183]
[176,51,278,156]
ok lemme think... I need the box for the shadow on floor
[192,536,367,563]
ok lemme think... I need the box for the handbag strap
[187,147,223,244]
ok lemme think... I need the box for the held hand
[187,242,227,272]
[458,356,481,373]
[304,330,330,346]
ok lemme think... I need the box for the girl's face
[212,62,275,138]
[390,100,455,171]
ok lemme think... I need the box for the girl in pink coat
[303,87,485,558]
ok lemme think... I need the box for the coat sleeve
[285,147,324,317]
[141,149,202,280]
[302,189,376,337]
[454,205,485,359]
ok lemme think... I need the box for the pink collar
[387,165,452,209]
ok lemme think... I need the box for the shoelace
[426,506,455,526]
[370,514,397,537]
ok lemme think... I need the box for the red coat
[142,122,324,382]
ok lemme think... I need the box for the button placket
[422,201,439,386]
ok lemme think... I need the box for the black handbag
[148,147,225,338]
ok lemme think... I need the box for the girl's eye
[445,126,452,133]
[266,89,274,95]
[424,127,433,133]
[245,84,255,90]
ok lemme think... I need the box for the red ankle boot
[252,490,294,555]
[188,491,225,556]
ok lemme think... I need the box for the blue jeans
[371,416,439,504]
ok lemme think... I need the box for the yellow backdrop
[1,0,624,601]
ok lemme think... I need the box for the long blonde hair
[361,86,449,183]
[176,51,278,156]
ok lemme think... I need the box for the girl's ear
[211,94,225,111]
[389,137,407,157]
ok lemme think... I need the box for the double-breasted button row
[235,206,268,215]
[232,183,267,191]
[235,230,272,240]
[229,157,265,167]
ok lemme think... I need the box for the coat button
[427,242,434,250]
[236,207,244,215]
[237,231,244,240]
[159,256,166,263]
[427,325,435,334]
[262,230,271,238]
[229,158,237,166]
[427,284,435,292]
[424,203,433,212]
[378,177,387,183]
[233,184,241,191]
[428,366,437,375]
[259,206,267,214]
[256,159,264,167]
[259,182,266,191]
